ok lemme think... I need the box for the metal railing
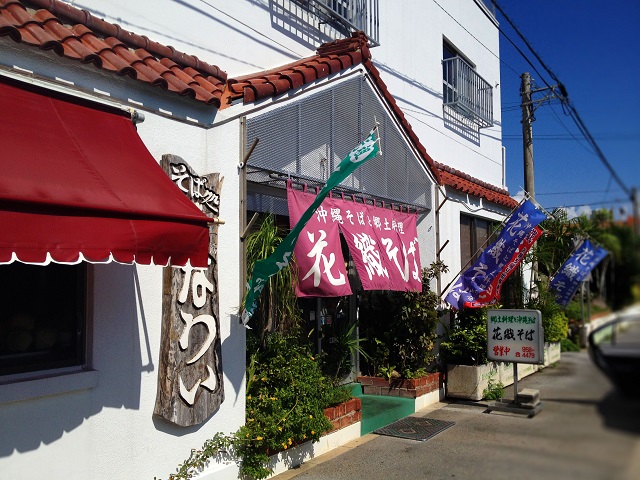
[442,56,493,128]
[309,0,380,46]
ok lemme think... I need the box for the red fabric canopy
[0,78,211,267]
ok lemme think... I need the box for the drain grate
[374,416,455,441]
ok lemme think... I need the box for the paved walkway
[274,346,640,479]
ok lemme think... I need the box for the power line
[536,189,623,196]
[491,0,633,199]
[430,0,521,76]
[549,198,630,209]
[491,1,559,91]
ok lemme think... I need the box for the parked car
[588,313,640,398]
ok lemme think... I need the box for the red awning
[0,78,211,267]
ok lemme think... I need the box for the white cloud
[562,205,593,219]
[512,189,526,203]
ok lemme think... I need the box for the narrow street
[275,339,640,479]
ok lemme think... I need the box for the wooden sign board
[154,155,225,427]
[487,309,544,365]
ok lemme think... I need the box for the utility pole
[521,72,535,200]
[520,74,564,302]
[633,187,639,236]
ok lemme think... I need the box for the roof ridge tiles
[435,162,511,195]
[23,0,227,81]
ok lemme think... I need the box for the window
[460,214,497,269]
[0,263,87,376]
[442,40,493,128]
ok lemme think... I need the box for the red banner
[337,198,421,292]
[287,185,352,297]
[287,185,422,295]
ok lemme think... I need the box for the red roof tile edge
[27,0,226,81]
[436,162,517,208]
[0,5,514,207]
[0,0,226,105]
[223,31,443,184]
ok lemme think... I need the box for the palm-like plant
[245,214,302,343]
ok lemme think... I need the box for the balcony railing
[304,0,380,46]
[442,57,493,128]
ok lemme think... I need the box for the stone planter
[447,361,542,401]
[357,373,444,399]
[446,363,497,401]
[498,362,538,386]
[263,399,362,478]
[543,341,561,366]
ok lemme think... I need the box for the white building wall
[438,191,510,294]
[0,1,510,477]
[374,0,503,188]
[69,0,503,188]
[0,73,245,480]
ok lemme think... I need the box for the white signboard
[487,309,544,365]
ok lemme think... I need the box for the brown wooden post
[154,155,225,427]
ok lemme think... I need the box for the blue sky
[492,0,639,220]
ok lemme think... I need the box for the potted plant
[439,307,498,401]
[357,262,447,402]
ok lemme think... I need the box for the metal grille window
[245,77,433,213]
[442,43,493,128]
[295,0,380,46]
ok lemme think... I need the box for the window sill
[0,368,98,405]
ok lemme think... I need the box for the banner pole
[513,363,519,406]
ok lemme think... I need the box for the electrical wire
[491,0,633,200]
[491,0,559,91]
[430,0,521,76]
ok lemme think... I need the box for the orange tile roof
[1,1,516,207]
[225,31,442,184]
[0,0,226,106]
[436,162,518,208]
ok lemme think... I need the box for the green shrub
[166,332,351,480]
[544,311,569,343]
[359,262,447,377]
[440,307,489,366]
[526,278,568,343]
[237,332,349,479]
[561,337,581,352]
[482,371,505,400]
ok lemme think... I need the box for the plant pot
[446,363,498,401]
[357,373,443,399]
[323,397,362,431]
[543,341,561,366]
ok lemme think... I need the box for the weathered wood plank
[153,155,225,427]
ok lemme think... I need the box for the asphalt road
[274,349,640,480]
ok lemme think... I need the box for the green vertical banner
[242,129,380,325]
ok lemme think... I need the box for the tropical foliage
[440,307,489,366]
[359,262,448,377]
[244,213,302,344]
[239,332,351,479]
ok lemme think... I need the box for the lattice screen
[245,76,433,215]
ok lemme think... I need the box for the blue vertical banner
[445,199,547,310]
[549,239,608,308]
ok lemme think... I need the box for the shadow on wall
[443,105,481,145]
[268,0,343,50]
[152,314,247,436]
[0,264,145,456]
